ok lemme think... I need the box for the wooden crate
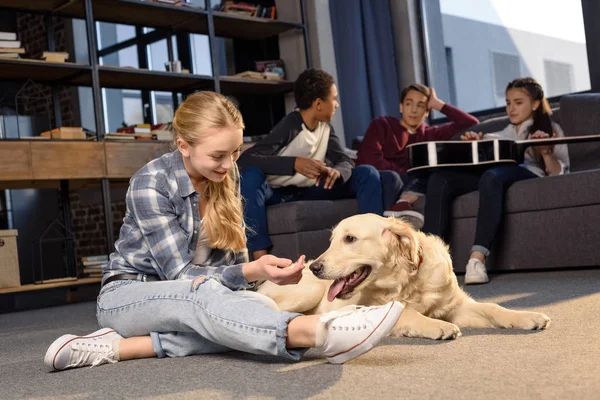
[0,230,20,288]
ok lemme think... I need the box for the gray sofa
[266,93,600,272]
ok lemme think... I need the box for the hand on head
[427,87,445,111]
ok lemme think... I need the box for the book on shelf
[231,70,282,81]
[0,53,20,59]
[143,0,199,7]
[40,127,86,140]
[0,40,22,48]
[82,255,109,263]
[83,266,104,274]
[255,59,285,79]
[214,2,277,19]
[105,132,136,140]
[82,260,107,267]
[0,48,24,54]
[0,31,17,41]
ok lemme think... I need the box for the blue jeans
[422,165,537,255]
[400,172,427,197]
[241,165,402,252]
[96,277,305,360]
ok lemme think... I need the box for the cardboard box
[0,230,20,288]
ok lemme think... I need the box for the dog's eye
[344,235,357,244]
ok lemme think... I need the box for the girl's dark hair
[506,77,553,172]
[506,77,553,136]
[294,69,335,110]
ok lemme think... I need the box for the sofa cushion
[266,199,358,235]
[560,94,600,172]
[452,169,600,218]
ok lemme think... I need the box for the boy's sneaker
[317,301,403,364]
[384,202,424,229]
[44,328,122,371]
[465,258,489,285]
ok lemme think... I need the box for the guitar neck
[517,134,600,148]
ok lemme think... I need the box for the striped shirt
[103,150,252,290]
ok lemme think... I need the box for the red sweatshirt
[356,104,479,175]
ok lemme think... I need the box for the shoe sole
[464,276,489,285]
[44,328,116,371]
[326,302,403,364]
[383,211,424,230]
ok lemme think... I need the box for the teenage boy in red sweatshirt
[357,84,478,228]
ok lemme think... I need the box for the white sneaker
[44,328,122,371]
[465,258,489,285]
[383,202,425,230]
[318,301,403,364]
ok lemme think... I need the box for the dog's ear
[382,218,421,274]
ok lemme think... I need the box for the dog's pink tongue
[327,278,346,302]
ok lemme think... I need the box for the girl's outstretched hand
[243,255,306,286]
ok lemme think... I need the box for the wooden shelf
[98,65,214,91]
[0,140,172,182]
[105,141,171,178]
[31,141,106,179]
[220,77,294,95]
[0,277,101,294]
[0,142,33,180]
[0,0,302,40]
[0,59,91,86]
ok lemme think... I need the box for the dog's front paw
[518,312,551,330]
[429,321,462,340]
[396,320,461,340]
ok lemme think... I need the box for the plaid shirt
[104,150,252,290]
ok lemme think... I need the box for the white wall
[443,15,590,112]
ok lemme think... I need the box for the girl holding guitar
[421,78,569,284]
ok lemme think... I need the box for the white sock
[314,320,328,349]
[112,338,121,361]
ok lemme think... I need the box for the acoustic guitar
[407,135,600,173]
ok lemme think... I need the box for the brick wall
[66,189,127,273]
[12,14,118,274]
[16,13,79,128]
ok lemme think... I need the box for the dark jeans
[241,165,403,252]
[400,172,427,196]
[422,165,538,255]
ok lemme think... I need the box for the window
[544,60,574,97]
[491,51,521,105]
[445,47,457,106]
[422,0,590,114]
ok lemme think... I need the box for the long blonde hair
[172,91,246,251]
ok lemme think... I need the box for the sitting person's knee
[240,166,266,190]
[352,164,379,180]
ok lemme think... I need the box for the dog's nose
[310,262,324,275]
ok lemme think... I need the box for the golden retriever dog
[258,214,550,339]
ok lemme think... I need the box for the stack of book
[232,70,282,81]
[106,123,174,141]
[39,127,86,140]
[81,255,108,278]
[214,2,277,19]
[0,31,25,60]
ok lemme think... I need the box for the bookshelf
[0,0,302,39]
[0,0,310,294]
